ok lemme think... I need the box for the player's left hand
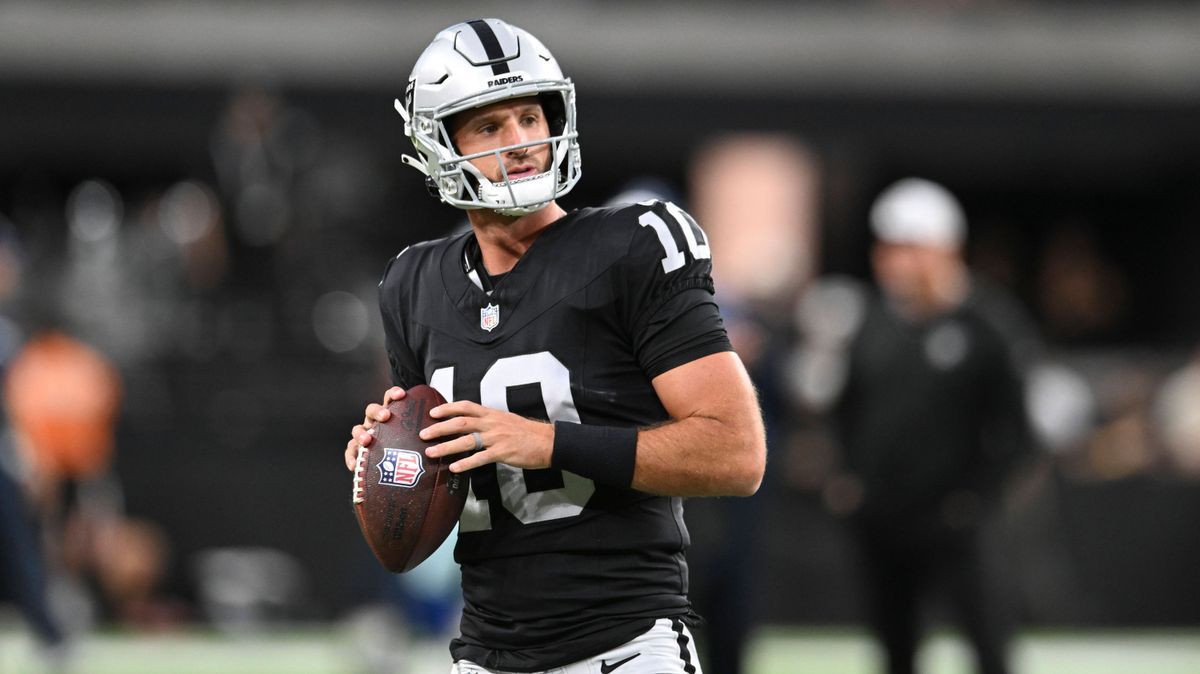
[420,401,554,474]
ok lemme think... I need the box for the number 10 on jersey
[429,352,596,532]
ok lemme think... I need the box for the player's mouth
[505,164,540,180]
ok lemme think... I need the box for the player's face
[871,242,951,305]
[448,98,553,184]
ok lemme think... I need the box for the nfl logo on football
[377,448,425,488]
[480,303,500,332]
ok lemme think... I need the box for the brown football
[351,385,466,573]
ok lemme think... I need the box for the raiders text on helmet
[395,18,582,216]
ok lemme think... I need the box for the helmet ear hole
[538,93,567,137]
[461,170,480,195]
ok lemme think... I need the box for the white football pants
[450,617,703,674]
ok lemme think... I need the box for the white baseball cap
[869,177,966,249]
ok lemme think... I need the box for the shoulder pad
[378,235,456,292]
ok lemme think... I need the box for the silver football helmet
[395,18,581,216]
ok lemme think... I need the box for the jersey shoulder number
[631,200,712,274]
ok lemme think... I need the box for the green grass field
[2,626,1198,674]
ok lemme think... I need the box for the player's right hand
[344,386,407,471]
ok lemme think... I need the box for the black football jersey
[377,200,732,671]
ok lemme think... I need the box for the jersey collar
[438,213,577,342]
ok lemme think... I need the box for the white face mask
[475,169,559,216]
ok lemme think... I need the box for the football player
[344,18,765,674]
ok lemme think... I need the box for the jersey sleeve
[618,201,733,379]
[378,248,426,389]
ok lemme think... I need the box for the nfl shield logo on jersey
[480,303,500,332]
[377,448,424,488]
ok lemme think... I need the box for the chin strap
[393,98,411,126]
[400,154,430,176]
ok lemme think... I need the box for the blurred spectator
[0,221,68,663]
[1066,360,1157,481]
[59,474,188,631]
[5,326,186,631]
[5,331,122,482]
[1036,221,1129,344]
[689,134,820,309]
[795,178,1032,674]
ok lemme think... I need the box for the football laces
[351,428,375,505]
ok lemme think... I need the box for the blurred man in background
[806,178,1031,674]
[0,224,69,666]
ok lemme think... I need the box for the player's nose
[502,119,536,150]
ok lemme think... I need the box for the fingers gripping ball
[351,385,467,573]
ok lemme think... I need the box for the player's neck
[468,202,567,275]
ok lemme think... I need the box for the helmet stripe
[466,19,512,76]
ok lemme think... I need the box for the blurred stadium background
[2,1,1200,672]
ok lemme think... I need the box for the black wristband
[551,421,638,488]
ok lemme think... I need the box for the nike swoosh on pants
[600,652,642,673]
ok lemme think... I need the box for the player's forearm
[549,352,767,497]
[631,405,766,497]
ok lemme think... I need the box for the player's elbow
[725,427,766,497]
